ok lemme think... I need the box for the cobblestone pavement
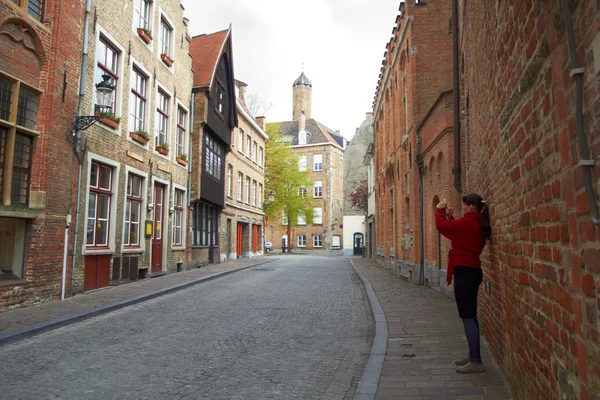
[352,258,512,400]
[0,256,374,400]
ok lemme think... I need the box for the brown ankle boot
[454,357,470,366]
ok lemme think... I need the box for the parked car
[264,241,273,252]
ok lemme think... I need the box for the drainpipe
[416,136,425,285]
[61,214,71,300]
[561,0,600,225]
[451,0,462,193]
[69,0,93,297]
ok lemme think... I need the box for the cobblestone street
[0,256,374,400]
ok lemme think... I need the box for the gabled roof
[273,119,344,149]
[190,29,230,88]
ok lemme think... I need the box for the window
[246,135,251,158]
[258,183,263,208]
[176,107,187,157]
[245,177,250,203]
[252,180,257,206]
[297,234,306,248]
[258,146,263,167]
[238,129,244,153]
[298,155,307,171]
[160,16,173,57]
[227,165,232,197]
[237,172,242,201]
[204,134,224,180]
[95,37,119,113]
[299,130,307,145]
[298,213,306,225]
[192,201,218,246]
[252,141,257,163]
[282,211,288,226]
[155,89,170,147]
[87,162,113,247]
[0,75,40,206]
[215,81,225,115]
[314,181,323,198]
[314,207,322,224]
[313,154,323,171]
[298,186,306,198]
[124,173,142,247]
[313,234,322,248]
[11,0,45,22]
[172,189,184,246]
[134,0,151,30]
[129,67,147,133]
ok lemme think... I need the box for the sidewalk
[351,257,512,400]
[0,256,275,345]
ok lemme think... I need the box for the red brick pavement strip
[0,257,277,345]
[350,257,513,400]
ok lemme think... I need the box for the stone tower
[292,72,312,120]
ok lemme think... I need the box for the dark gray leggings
[454,266,483,363]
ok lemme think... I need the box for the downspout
[451,0,462,193]
[561,0,600,225]
[416,136,425,285]
[69,0,92,297]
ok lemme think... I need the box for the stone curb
[350,259,387,400]
[0,259,277,347]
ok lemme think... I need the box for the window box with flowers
[130,130,150,146]
[160,53,174,67]
[176,153,188,167]
[137,28,152,44]
[95,111,121,129]
[156,142,169,155]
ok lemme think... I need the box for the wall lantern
[268,191,275,202]
[72,74,116,131]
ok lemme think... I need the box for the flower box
[137,28,152,44]
[156,145,169,156]
[129,131,149,145]
[160,53,173,67]
[176,156,188,167]
[95,112,119,129]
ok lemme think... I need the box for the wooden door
[84,255,111,291]
[236,222,243,257]
[152,183,165,273]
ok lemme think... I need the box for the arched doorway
[353,233,364,255]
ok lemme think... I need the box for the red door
[84,255,111,291]
[152,183,165,273]
[236,223,243,257]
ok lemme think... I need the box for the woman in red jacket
[436,193,491,374]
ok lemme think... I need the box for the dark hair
[462,193,492,240]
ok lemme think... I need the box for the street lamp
[72,74,116,131]
[268,191,275,202]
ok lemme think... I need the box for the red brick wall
[459,0,600,398]
[0,0,85,311]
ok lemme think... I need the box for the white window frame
[282,211,288,226]
[238,129,244,154]
[175,100,189,159]
[258,146,264,167]
[298,214,306,225]
[258,183,263,209]
[297,234,307,248]
[83,153,120,255]
[93,27,125,133]
[252,180,257,206]
[313,154,323,171]
[237,172,243,201]
[313,234,323,248]
[298,155,307,171]
[132,0,155,47]
[313,207,322,224]
[246,135,251,158]
[127,59,151,143]
[252,141,257,163]
[158,9,176,67]
[154,83,173,154]
[122,166,148,253]
[227,165,233,198]
[172,184,187,249]
[298,186,306,198]
[314,181,323,198]
[245,176,250,203]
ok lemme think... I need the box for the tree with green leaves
[264,122,314,251]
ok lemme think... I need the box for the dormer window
[298,130,308,145]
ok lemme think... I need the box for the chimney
[299,111,306,132]
[235,79,248,102]
[256,116,266,130]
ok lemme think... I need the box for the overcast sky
[180,0,402,141]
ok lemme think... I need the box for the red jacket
[435,209,486,285]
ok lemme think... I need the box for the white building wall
[342,216,366,256]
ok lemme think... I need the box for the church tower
[292,72,312,120]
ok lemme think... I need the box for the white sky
[180,0,402,140]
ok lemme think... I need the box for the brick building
[457,0,600,398]
[0,0,86,310]
[372,0,454,286]
[72,0,193,291]
[189,28,237,266]
[220,79,266,261]
[268,73,345,252]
